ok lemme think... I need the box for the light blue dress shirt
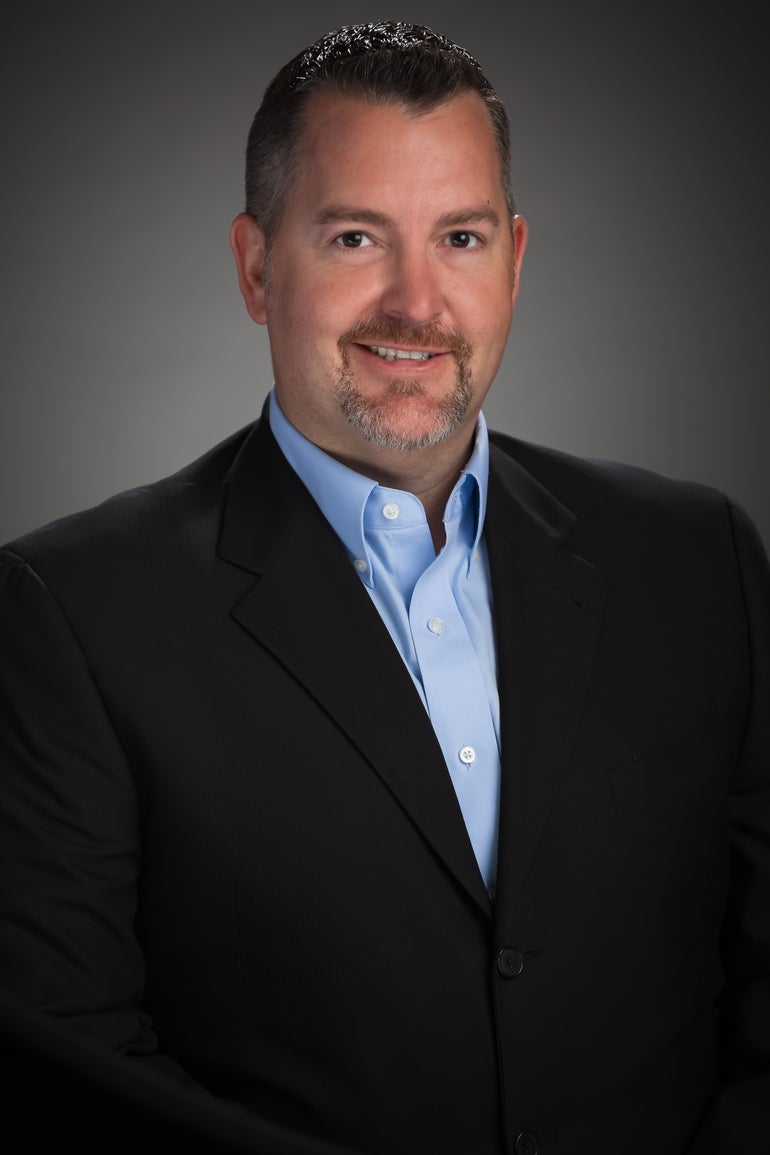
[269,391,501,888]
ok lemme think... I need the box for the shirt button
[427,617,445,635]
[382,502,400,520]
[459,745,476,765]
[353,558,367,573]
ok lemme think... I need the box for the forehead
[288,90,506,217]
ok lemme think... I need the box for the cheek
[466,301,514,382]
[283,272,357,335]
[466,299,512,354]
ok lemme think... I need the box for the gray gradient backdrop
[2,1,768,546]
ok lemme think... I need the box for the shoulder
[486,430,770,604]
[1,423,257,584]
[488,428,740,534]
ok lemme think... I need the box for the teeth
[369,346,435,363]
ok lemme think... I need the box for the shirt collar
[268,387,489,585]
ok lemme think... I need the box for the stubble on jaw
[335,318,475,451]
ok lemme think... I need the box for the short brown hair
[244,21,516,247]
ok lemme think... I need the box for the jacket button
[514,1131,540,1155]
[497,947,524,978]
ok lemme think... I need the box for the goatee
[336,318,474,451]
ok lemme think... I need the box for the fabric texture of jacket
[1,414,768,1154]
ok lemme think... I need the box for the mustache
[338,318,472,360]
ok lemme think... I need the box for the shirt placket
[409,542,500,887]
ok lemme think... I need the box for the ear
[229,212,269,325]
[510,214,528,306]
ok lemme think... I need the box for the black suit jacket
[1,415,768,1154]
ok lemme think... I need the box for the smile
[368,346,437,363]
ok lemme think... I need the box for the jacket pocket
[608,707,724,815]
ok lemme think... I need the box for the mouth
[366,345,440,363]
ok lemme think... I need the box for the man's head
[244,21,516,253]
[230,23,527,483]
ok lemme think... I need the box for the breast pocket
[607,707,736,816]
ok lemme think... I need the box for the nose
[378,245,444,324]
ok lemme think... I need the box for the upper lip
[363,343,446,355]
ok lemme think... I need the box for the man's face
[233,90,527,475]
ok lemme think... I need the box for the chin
[337,377,473,451]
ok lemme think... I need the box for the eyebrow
[315,207,393,228]
[435,207,501,229]
[314,205,501,229]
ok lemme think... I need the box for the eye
[334,231,374,249]
[446,231,481,249]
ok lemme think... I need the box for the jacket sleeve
[0,550,154,1051]
[0,549,358,1154]
[687,502,770,1153]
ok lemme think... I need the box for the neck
[339,443,472,553]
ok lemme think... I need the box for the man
[1,20,768,1155]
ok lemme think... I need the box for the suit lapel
[217,418,491,915]
[486,441,607,914]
